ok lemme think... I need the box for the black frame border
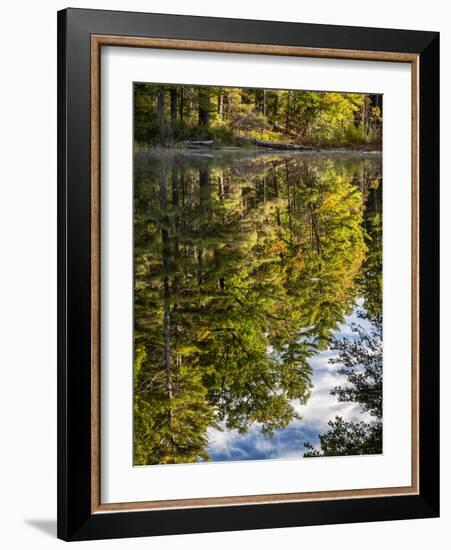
[57,8,439,541]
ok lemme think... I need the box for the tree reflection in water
[133,150,382,465]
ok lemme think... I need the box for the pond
[133,148,382,465]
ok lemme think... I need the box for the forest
[133,144,382,465]
[134,84,382,149]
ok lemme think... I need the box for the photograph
[54,5,440,542]
[132,83,383,466]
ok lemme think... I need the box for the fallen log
[236,136,314,150]
[183,140,214,148]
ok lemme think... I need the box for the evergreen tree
[134,151,375,463]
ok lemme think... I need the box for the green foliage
[134,84,382,149]
[134,151,378,464]
[361,190,382,321]
[134,355,219,465]
[330,314,382,417]
[304,311,383,458]
[304,417,382,457]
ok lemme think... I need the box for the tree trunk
[197,166,211,288]
[218,92,224,121]
[157,86,166,137]
[254,89,260,112]
[286,161,293,243]
[361,101,366,131]
[163,280,172,401]
[158,164,172,401]
[199,166,212,214]
[218,173,224,200]
[236,136,314,150]
[170,87,177,130]
[198,88,211,127]
[285,91,291,132]
[179,88,184,121]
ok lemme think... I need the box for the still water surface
[133,149,382,464]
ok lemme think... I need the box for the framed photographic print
[57,8,439,541]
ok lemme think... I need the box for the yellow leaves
[197,329,212,342]
[178,344,203,356]
[134,346,147,377]
[321,191,340,211]
[290,254,305,273]
[237,229,258,250]
[369,178,381,190]
[271,239,287,255]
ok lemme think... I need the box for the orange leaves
[271,239,287,255]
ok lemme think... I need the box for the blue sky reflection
[206,306,371,462]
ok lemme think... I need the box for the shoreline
[135,145,382,157]
[133,144,382,155]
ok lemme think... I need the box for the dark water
[133,149,382,465]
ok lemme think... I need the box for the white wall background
[0,1,448,548]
